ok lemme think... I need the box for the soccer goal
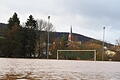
[57,50,97,61]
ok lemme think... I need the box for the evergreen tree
[25,15,37,57]
[4,12,24,57]
[26,15,37,29]
[8,12,20,29]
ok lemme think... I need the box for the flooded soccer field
[0,58,120,80]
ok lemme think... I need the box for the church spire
[70,26,72,34]
[68,26,73,41]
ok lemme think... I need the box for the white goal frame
[57,50,97,61]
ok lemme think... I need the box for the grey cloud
[64,0,120,18]
[62,0,120,29]
[0,0,120,43]
[3,0,65,16]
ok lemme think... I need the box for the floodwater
[0,58,120,80]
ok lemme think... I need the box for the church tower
[68,26,73,41]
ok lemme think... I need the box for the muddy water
[0,58,120,80]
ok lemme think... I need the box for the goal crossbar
[57,50,97,61]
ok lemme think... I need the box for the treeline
[0,13,120,61]
[0,12,54,58]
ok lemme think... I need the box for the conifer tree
[26,15,37,29]
[25,15,37,57]
[8,12,20,29]
[4,12,23,57]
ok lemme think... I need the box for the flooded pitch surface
[0,58,120,80]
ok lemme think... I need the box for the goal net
[57,50,96,61]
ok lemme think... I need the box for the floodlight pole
[102,26,105,61]
[47,16,50,59]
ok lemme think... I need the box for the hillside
[0,23,7,36]
[54,32,96,42]
[53,32,113,48]
[0,23,95,42]
[0,23,113,47]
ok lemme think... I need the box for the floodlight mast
[47,16,50,59]
[102,26,105,61]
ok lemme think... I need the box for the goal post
[57,50,97,61]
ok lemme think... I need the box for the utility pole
[47,16,50,59]
[102,26,105,61]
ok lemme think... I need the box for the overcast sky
[0,0,120,44]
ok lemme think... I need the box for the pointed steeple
[70,26,72,34]
[68,26,73,41]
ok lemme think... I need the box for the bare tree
[36,19,55,58]
[116,38,120,46]
[37,19,54,31]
